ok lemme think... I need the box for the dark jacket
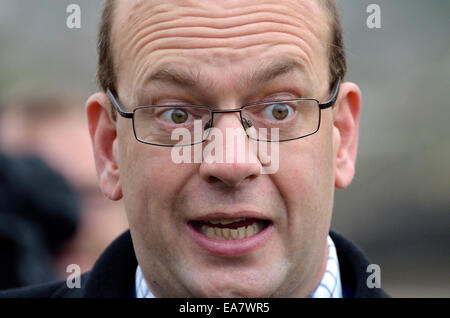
[0,230,389,298]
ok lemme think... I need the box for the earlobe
[333,82,361,189]
[86,93,123,200]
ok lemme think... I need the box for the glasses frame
[106,77,341,147]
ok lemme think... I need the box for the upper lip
[189,211,271,223]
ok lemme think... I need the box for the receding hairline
[106,0,336,22]
[106,0,336,48]
[98,0,343,93]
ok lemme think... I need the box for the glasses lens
[241,99,320,141]
[133,106,212,146]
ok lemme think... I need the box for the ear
[332,82,361,189]
[86,93,123,200]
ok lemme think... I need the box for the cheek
[273,128,335,234]
[118,143,202,278]
[118,140,192,237]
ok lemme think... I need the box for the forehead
[111,0,331,94]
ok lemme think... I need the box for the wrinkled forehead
[111,0,331,95]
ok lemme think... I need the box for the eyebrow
[250,58,306,86]
[145,57,307,91]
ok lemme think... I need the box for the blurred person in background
[0,93,129,279]
[0,149,79,290]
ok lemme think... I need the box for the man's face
[99,0,351,297]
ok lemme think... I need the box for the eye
[159,108,193,124]
[261,103,294,121]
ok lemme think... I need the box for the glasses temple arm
[319,77,341,109]
[106,88,134,118]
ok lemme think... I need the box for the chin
[190,276,277,298]
[198,288,270,298]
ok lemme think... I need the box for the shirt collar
[135,235,342,298]
[308,236,343,298]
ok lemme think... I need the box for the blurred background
[0,0,448,296]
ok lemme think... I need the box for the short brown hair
[97,0,116,94]
[96,0,346,94]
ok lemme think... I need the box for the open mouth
[190,218,272,241]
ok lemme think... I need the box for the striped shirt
[136,235,342,298]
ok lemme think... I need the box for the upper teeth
[200,221,263,240]
[208,218,246,225]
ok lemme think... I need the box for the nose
[199,113,261,187]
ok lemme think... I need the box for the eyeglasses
[106,77,341,147]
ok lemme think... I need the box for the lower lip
[187,222,274,257]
